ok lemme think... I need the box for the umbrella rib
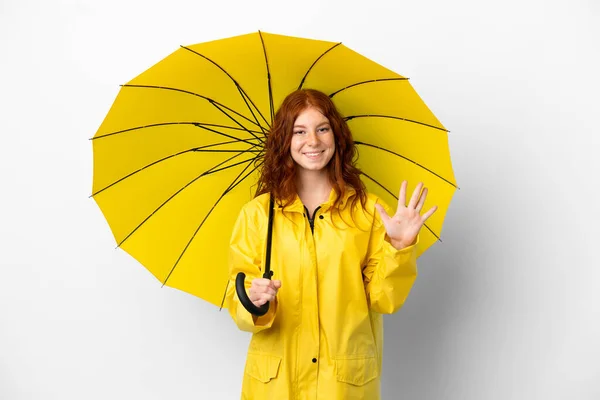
[235,85,269,135]
[92,147,192,197]
[220,281,230,311]
[162,156,263,288]
[92,122,263,141]
[329,78,409,98]
[298,42,343,90]
[224,159,264,195]
[355,141,457,188]
[180,45,271,131]
[192,148,260,153]
[346,114,448,133]
[258,31,275,124]
[208,101,265,144]
[92,137,261,197]
[200,158,259,177]
[115,145,260,248]
[360,172,441,242]
[121,84,264,139]
[192,123,263,146]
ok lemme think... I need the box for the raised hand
[374,181,438,250]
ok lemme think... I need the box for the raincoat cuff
[235,298,278,332]
[252,298,278,327]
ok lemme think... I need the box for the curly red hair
[256,89,366,211]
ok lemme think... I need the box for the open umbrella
[91,31,457,309]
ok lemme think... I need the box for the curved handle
[235,272,270,316]
[235,195,276,317]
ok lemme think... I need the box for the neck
[296,169,332,206]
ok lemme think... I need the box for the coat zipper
[303,205,321,234]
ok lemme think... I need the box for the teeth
[305,152,321,156]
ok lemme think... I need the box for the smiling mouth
[303,151,324,156]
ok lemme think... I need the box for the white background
[1,0,599,399]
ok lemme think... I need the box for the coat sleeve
[225,203,278,333]
[362,199,418,314]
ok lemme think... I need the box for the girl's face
[290,107,336,174]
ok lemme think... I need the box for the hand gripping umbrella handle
[235,195,276,317]
[235,270,273,316]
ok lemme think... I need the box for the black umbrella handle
[235,195,276,317]
[235,270,273,316]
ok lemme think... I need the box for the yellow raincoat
[226,187,418,399]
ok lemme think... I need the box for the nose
[307,131,319,146]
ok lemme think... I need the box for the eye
[294,130,305,135]
[319,126,330,133]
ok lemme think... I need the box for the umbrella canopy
[91,31,457,307]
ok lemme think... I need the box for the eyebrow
[293,122,331,128]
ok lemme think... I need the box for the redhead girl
[226,89,437,399]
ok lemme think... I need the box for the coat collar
[274,186,357,213]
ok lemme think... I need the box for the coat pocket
[335,355,379,386]
[245,352,282,383]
